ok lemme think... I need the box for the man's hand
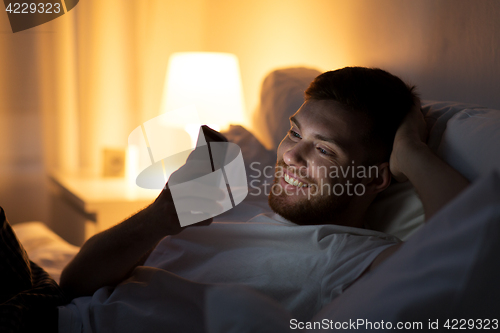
[152,146,226,233]
[389,97,428,182]
[150,182,222,236]
[387,96,469,220]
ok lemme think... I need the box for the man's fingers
[170,181,226,201]
[176,212,215,228]
[174,161,210,179]
[174,197,224,215]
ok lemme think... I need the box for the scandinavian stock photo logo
[3,0,79,33]
[247,161,379,199]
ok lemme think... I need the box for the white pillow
[310,170,500,330]
[365,181,424,240]
[423,100,487,155]
[429,105,500,181]
[368,100,500,239]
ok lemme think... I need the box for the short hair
[304,67,416,164]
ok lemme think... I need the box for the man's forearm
[397,141,470,219]
[60,157,219,299]
[59,203,171,298]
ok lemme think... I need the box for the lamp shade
[159,52,246,131]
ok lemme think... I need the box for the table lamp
[127,52,246,189]
[160,52,246,146]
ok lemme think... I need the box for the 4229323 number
[444,318,499,330]
[5,2,62,14]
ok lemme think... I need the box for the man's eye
[289,130,301,139]
[318,147,331,155]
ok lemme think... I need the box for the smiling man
[56,67,470,332]
[269,68,412,228]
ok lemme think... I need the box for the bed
[9,67,500,332]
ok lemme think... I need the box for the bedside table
[49,173,159,246]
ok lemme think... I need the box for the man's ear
[364,162,391,194]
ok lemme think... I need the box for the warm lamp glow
[159,52,246,132]
[126,53,246,187]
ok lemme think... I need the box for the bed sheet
[12,222,80,284]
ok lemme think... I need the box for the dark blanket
[0,207,68,333]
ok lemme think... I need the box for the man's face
[268,99,373,225]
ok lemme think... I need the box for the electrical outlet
[103,148,126,177]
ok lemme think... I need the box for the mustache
[274,160,316,185]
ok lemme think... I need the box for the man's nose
[283,142,308,167]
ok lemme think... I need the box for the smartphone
[196,125,235,207]
[200,125,228,172]
[201,125,228,143]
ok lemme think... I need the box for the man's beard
[268,160,353,225]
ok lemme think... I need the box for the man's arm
[60,143,225,299]
[60,180,218,299]
[59,188,185,298]
[368,98,470,272]
[389,98,470,220]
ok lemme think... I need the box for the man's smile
[283,172,310,188]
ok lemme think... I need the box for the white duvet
[57,205,398,333]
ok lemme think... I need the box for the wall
[48,0,208,177]
[337,0,500,109]
[0,0,207,223]
[1,0,499,224]
[0,11,48,223]
[204,0,500,128]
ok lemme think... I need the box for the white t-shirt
[145,212,398,319]
[59,210,399,332]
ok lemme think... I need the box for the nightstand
[49,173,159,246]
